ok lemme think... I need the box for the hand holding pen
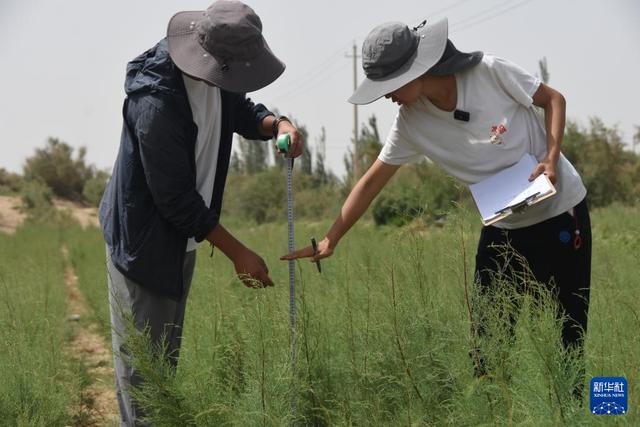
[311,238,322,273]
[280,236,332,270]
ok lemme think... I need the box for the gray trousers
[107,248,196,427]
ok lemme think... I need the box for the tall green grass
[0,223,81,425]
[67,206,639,425]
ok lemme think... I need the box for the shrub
[82,170,110,207]
[0,168,22,195]
[23,137,93,201]
[234,168,287,224]
[224,167,344,225]
[20,179,54,221]
[373,162,464,226]
[292,174,343,222]
[563,118,640,207]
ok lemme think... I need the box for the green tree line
[2,116,639,226]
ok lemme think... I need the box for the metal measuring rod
[276,134,296,344]
[276,133,298,412]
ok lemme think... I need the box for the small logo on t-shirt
[490,124,507,145]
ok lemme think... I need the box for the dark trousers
[473,198,591,374]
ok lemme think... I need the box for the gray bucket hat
[167,0,285,93]
[349,17,482,105]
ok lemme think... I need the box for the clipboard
[469,154,557,226]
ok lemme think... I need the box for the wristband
[272,115,291,137]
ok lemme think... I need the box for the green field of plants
[1,204,636,425]
[0,225,85,424]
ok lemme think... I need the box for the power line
[281,62,350,102]
[268,46,350,102]
[267,1,479,105]
[346,43,361,181]
[451,0,536,34]
[405,0,474,24]
[276,0,537,104]
[270,2,508,106]
[265,0,538,141]
[450,0,519,29]
[267,41,352,101]
[355,0,475,50]
[270,60,349,103]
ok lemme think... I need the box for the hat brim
[348,17,448,105]
[167,11,285,93]
[427,50,483,76]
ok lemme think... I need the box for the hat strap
[412,20,426,31]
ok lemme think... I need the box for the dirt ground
[63,246,119,425]
[54,199,99,228]
[0,195,98,234]
[0,195,26,234]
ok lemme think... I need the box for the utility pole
[346,42,360,182]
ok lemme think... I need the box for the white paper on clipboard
[469,154,556,225]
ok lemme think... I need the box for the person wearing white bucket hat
[99,1,303,423]
[284,17,591,398]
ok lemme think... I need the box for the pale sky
[1,0,638,178]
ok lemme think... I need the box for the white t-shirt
[182,74,222,251]
[378,54,586,229]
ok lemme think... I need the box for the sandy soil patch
[0,196,26,234]
[0,196,99,234]
[54,199,99,228]
[62,246,118,425]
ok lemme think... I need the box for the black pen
[311,238,322,274]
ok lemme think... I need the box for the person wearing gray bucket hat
[348,18,482,105]
[99,1,302,423]
[284,16,591,399]
[166,0,285,92]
